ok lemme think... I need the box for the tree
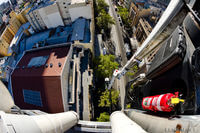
[96,10,115,34]
[97,0,109,12]
[97,55,119,78]
[98,89,119,107]
[97,112,110,122]
[117,6,133,36]
[126,65,138,77]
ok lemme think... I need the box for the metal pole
[110,88,112,113]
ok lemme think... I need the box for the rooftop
[18,17,90,55]
[13,44,71,77]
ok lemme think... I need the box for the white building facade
[69,3,92,22]
[56,0,72,25]
[38,3,64,29]
[26,0,92,32]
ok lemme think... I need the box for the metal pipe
[110,111,147,133]
[0,111,79,133]
[125,109,200,133]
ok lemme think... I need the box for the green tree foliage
[98,89,119,107]
[126,103,131,109]
[97,0,109,12]
[126,65,138,77]
[117,6,133,35]
[118,7,129,22]
[96,10,115,34]
[97,112,110,122]
[97,55,119,78]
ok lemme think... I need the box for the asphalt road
[104,0,128,110]
[107,1,127,65]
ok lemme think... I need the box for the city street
[104,0,128,110]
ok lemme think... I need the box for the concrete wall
[69,4,92,22]
[39,3,64,29]
[26,9,46,32]
[56,0,72,25]
[61,44,73,111]
[26,10,46,32]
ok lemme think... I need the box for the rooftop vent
[50,63,53,68]
[58,62,62,67]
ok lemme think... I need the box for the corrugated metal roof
[81,20,90,43]
[71,18,86,41]
[25,30,51,50]
[46,35,69,45]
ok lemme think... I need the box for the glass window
[23,89,43,107]
[28,56,49,68]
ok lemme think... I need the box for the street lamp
[105,78,112,114]
[105,78,110,87]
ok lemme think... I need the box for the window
[23,89,43,107]
[28,56,49,68]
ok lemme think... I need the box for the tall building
[11,43,93,119]
[1,27,14,44]
[156,0,170,7]
[10,7,31,24]
[56,0,72,25]
[26,1,64,32]
[8,17,22,35]
[129,2,151,27]
[11,44,73,113]
[26,0,92,32]
[0,8,31,56]
[134,18,152,46]
[0,27,14,56]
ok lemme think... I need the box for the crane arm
[107,0,188,90]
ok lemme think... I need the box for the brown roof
[13,46,70,77]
